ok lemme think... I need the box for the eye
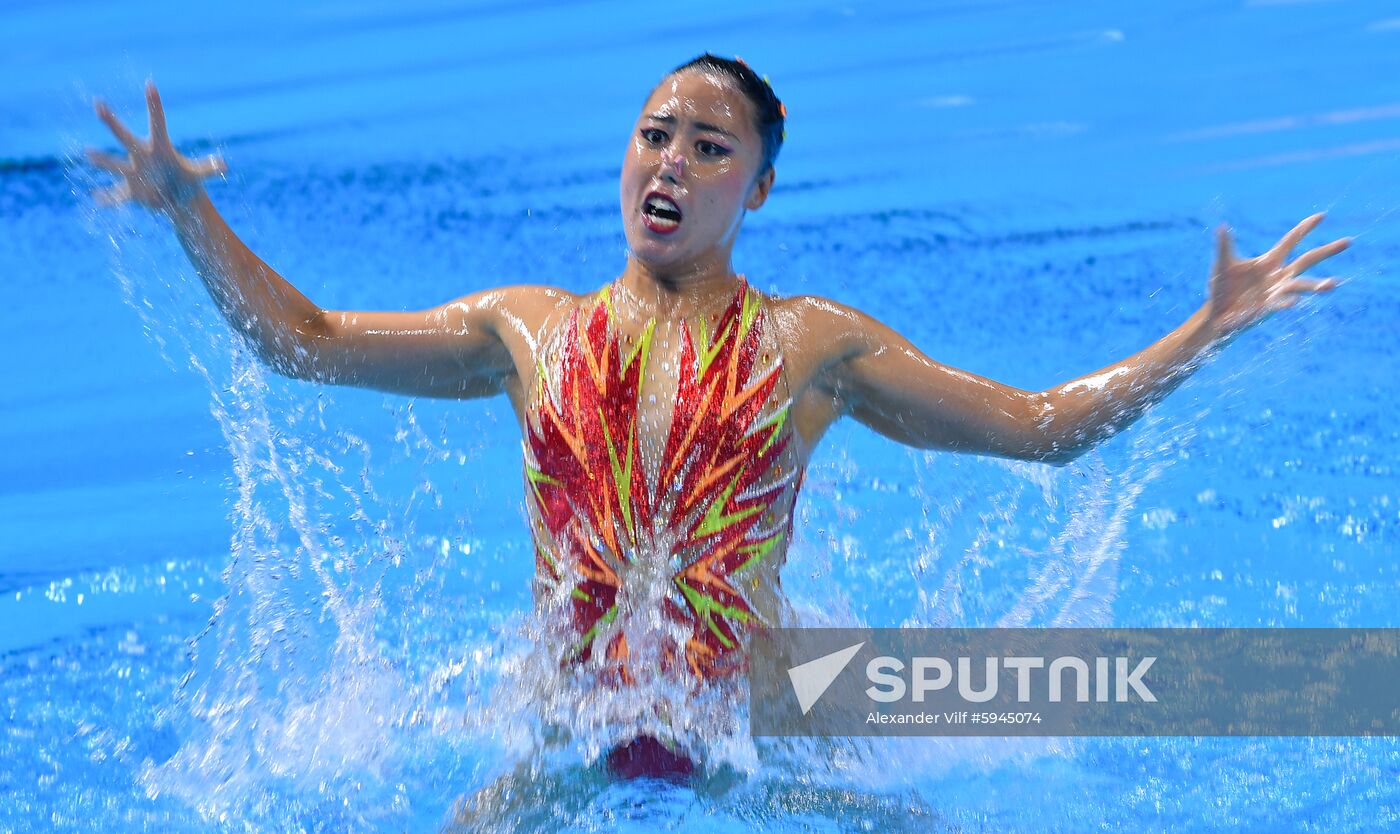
[696,140,730,158]
[640,128,667,145]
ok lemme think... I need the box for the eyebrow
[646,113,738,141]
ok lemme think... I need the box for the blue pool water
[3,0,1398,830]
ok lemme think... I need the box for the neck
[615,256,743,319]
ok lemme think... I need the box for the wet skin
[89,71,1352,660]
[89,74,1354,797]
[90,73,1350,472]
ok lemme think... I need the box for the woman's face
[621,69,773,273]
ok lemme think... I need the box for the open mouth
[641,192,683,234]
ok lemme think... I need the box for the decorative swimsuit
[523,277,803,683]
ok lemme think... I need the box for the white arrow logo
[787,642,865,715]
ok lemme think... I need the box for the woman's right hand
[88,80,226,213]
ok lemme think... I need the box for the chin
[625,232,686,267]
[628,246,684,270]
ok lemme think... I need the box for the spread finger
[86,148,130,174]
[1290,238,1349,274]
[1282,277,1338,294]
[96,101,141,152]
[1216,224,1236,265]
[189,154,227,177]
[147,82,170,147]
[1269,212,1325,262]
[93,182,132,206]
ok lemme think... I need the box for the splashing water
[71,161,1220,832]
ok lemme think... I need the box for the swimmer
[89,54,1349,780]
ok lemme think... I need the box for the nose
[660,147,686,182]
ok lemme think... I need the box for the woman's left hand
[1206,213,1349,339]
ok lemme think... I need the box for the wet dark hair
[662,53,786,176]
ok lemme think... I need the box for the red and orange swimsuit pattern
[523,278,802,681]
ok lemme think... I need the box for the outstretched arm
[814,215,1349,464]
[89,82,518,399]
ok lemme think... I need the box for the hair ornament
[763,73,787,122]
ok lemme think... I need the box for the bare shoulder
[769,293,867,324]
[766,293,883,367]
[483,284,585,337]
[487,284,583,315]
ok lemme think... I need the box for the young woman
[89,54,1348,779]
